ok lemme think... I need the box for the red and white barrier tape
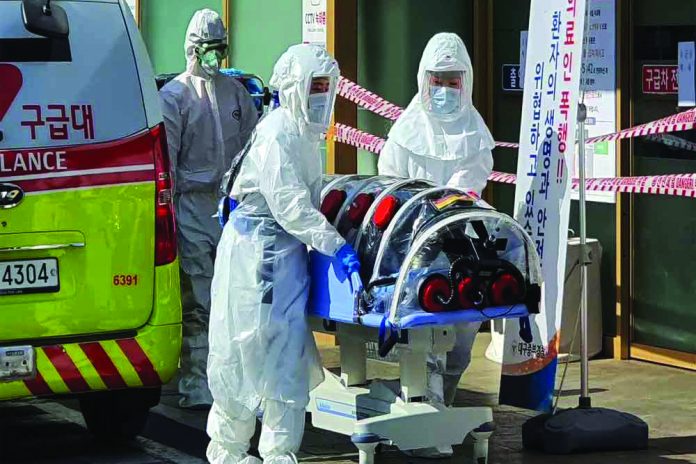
[336,77,520,149]
[336,76,696,148]
[587,108,696,144]
[329,123,696,198]
[337,78,404,121]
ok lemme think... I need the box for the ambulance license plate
[0,259,59,296]
[0,346,35,381]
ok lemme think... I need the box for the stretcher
[307,175,543,463]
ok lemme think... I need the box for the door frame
[620,0,696,370]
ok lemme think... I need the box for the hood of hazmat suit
[206,44,345,463]
[159,9,258,409]
[378,33,495,194]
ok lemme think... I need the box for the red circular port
[490,273,523,306]
[320,189,347,223]
[457,277,477,309]
[373,195,399,230]
[346,193,374,226]
[419,274,451,313]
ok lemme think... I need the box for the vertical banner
[520,31,529,87]
[575,0,616,203]
[500,0,587,412]
[303,0,327,48]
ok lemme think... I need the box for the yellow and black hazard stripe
[23,338,161,396]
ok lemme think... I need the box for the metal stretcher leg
[308,322,495,463]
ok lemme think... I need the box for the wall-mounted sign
[302,0,327,48]
[577,0,616,204]
[643,65,679,95]
[678,42,695,107]
[520,31,528,87]
[502,64,523,92]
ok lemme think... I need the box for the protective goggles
[194,41,228,59]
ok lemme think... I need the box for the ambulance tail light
[152,123,177,266]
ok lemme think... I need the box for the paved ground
[1,334,695,463]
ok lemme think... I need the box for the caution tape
[336,77,520,149]
[329,123,696,198]
[337,78,404,121]
[336,76,696,148]
[587,107,696,144]
[644,133,696,152]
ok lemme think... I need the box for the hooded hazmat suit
[206,44,346,464]
[159,9,258,409]
[378,33,495,457]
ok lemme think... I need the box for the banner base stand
[522,407,649,454]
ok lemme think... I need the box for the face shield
[306,74,337,129]
[421,70,465,116]
[194,40,228,77]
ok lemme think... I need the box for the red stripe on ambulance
[80,342,128,389]
[116,339,161,387]
[43,346,91,393]
[23,371,53,396]
[0,129,157,188]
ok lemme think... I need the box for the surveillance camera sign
[303,0,327,48]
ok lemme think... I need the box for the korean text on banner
[303,0,327,48]
[500,0,587,412]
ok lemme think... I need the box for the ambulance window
[0,37,71,62]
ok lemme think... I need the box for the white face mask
[308,92,331,127]
[429,86,461,115]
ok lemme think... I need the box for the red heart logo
[0,64,23,122]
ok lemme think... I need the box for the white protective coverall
[206,44,346,464]
[160,9,258,409]
[378,33,496,454]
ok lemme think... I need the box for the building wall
[228,0,302,84]
[140,0,223,75]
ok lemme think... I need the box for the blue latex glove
[217,197,238,229]
[335,243,361,275]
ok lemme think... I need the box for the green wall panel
[229,0,302,84]
[141,0,222,75]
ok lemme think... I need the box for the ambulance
[0,0,181,439]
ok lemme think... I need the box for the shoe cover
[263,454,299,464]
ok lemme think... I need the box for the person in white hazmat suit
[206,44,361,464]
[159,9,258,409]
[378,32,496,459]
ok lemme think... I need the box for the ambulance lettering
[0,151,68,174]
[21,104,95,141]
